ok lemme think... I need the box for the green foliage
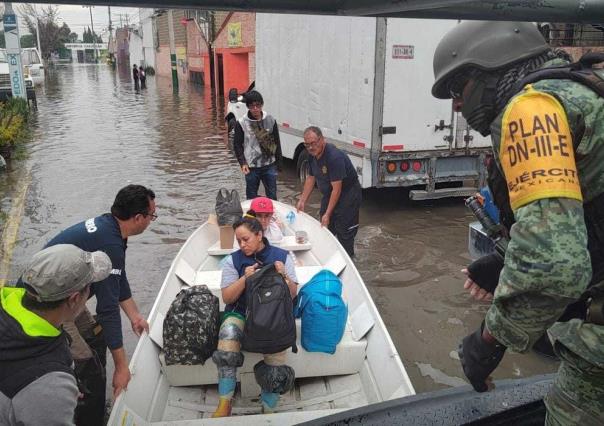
[0,31,5,49]
[83,27,102,44]
[20,34,35,48]
[18,4,74,60]
[0,98,29,148]
[144,66,156,76]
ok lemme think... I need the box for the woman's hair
[233,214,263,235]
[244,209,257,219]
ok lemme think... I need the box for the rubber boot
[212,398,232,418]
[260,391,279,414]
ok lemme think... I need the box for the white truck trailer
[253,15,492,200]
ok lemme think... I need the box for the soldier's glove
[458,322,506,392]
[466,253,504,294]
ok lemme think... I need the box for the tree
[18,4,73,60]
[20,34,35,48]
[82,27,102,44]
[0,32,5,49]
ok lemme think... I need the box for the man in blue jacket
[296,126,362,257]
[45,184,156,425]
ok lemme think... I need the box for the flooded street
[0,63,557,396]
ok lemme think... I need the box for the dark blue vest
[226,238,288,315]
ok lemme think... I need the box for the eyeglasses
[248,102,263,110]
[303,139,321,149]
[142,212,158,221]
[448,77,468,99]
[447,70,478,99]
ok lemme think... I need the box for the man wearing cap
[43,184,155,424]
[0,244,111,426]
[296,126,362,257]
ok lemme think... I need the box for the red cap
[250,197,274,214]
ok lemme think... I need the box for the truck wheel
[297,149,311,183]
[227,118,236,152]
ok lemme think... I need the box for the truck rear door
[381,19,489,152]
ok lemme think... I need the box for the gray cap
[22,244,112,302]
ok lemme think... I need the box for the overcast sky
[9,3,149,40]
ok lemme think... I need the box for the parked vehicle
[20,48,44,86]
[0,50,36,104]
[225,81,255,152]
[250,15,491,200]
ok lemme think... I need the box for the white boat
[108,200,415,425]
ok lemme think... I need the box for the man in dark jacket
[132,64,139,90]
[233,90,282,200]
[296,126,362,257]
[45,184,155,424]
[0,244,111,426]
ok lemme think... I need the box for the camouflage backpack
[163,285,219,365]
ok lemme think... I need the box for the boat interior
[110,203,414,424]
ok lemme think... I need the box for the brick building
[185,19,211,85]
[155,10,188,82]
[212,12,256,96]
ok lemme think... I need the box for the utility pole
[108,6,114,65]
[89,6,97,62]
[167,9,179,93]
[3,2,26,99]
[35,18,42,59]
[82,6,97,62]
[108,6,113,38]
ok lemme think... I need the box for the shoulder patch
[500,87,582,210]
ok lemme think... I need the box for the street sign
[3,4,26,100]
[3,14,17,31]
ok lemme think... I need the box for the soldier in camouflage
[432,21,604,425]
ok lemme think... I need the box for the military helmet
[432,21,549,99]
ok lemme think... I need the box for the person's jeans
[245,163,278,200]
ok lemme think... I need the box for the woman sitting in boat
[247,196,284,243]
[212,215,298,417]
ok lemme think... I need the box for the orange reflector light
[386,162,397,173]
[400,161,409,172]
[412,161,422,172]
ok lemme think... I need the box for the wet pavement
[0,63,557,397]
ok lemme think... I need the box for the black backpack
[163,285,220,365]
[242,264,297,354]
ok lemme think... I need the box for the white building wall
[139,8,156,69]
[129,31,144,67]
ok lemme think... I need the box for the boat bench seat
[161,253,364,387]
[159,318,367,387]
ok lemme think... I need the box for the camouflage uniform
[487,62,604,424]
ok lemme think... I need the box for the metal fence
[540,24,604,47]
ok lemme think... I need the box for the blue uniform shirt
[309,143,358,202]
[45,214,131,350]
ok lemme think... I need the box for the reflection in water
[0,63,558,396]
[415,362,468,387]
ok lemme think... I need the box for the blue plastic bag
[294,270,347,354]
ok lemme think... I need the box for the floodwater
[0,63,557,399]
